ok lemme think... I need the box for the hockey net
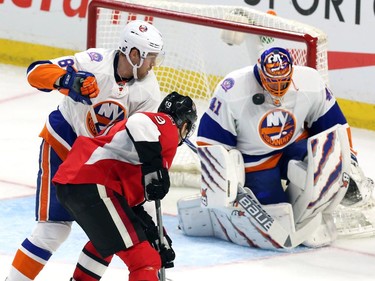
[87,0,374,238]
[87,0,328,186]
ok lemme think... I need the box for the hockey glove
[144,167,170,201]
[158,233,176,268]
[341,152,374,207]
[133,205,175,268]
[144,225,175,268]
[59,66,99,105]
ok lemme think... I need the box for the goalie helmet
[158,92,198,142]
[258,47,293,107]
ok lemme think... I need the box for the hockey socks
[8,238,52,281]
[72,241,112,281]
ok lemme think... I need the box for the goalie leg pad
[287,124,351,223]
[177,193,315,249]
[302,213,337,248]
[177,194,214,236]
[198,145,245,208]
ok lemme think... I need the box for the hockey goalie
[177,47,374,249]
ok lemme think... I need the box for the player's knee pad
[29,221,72,253]
[117,241,160,281]
[177,194,214,236]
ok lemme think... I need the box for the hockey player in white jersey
[7,20,165,281]
[177,47,374,249]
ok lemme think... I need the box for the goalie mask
[158,92,198,144]
[118,20,165,79]
[258,47,293,107]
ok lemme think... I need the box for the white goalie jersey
[196,65,347,162]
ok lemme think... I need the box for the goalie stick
[183,139,321,249]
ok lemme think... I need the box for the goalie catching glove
[57,65,99,105]
[341,151,374,207]
[143,166,170,201]
[133,205,175,268]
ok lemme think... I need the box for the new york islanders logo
[86,101,126,136]
[259,109,296,148]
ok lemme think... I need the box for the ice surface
[1,64,375,281]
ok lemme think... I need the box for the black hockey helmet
[158,91,197,141]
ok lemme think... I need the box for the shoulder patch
[221,78,235,92]
[88,52,103,62]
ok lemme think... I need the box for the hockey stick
[184,139,321,249]
[89,105,100,135]
[184,138,198,154]
[155,199,166,281]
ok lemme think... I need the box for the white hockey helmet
[118,20,164,65]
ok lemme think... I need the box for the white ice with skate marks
[1,64,375,280]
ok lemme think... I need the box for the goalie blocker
[178,125,352,249]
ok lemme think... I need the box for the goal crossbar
[87,0,318,68]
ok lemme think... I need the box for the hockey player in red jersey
[6,20,166,281]
[53,92,197,281]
